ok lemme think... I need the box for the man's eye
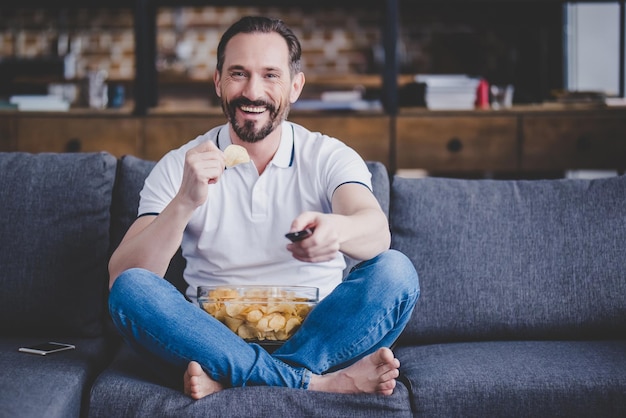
[231,72,246,78]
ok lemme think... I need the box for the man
[108,16,419,399]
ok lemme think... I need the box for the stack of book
[415,75,480,110]
[9,95,70,112]
[292,89,382,111]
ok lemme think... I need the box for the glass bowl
[197,285,318,343]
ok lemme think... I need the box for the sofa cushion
[0,152,117,337]
[0,336,112,418]
[391,175,626,343]
[396,340,626,418]
[89,344,413,418]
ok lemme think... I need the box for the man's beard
[223,97,288,143]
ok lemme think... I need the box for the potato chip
[256,316,271,332]
[268,313,286,331]
[275,330,289,340]
[246,309,263,323]
[225,303,246,317]
[268,303,296,315]
[224,316,244,333]
[224,144,250,168]
[285,317,302,334]
[203,302,220,316]
[207,304,227,321]
[237,324,259,340]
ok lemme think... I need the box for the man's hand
[287,183,390,263]
[178,141,225,209]
[286,211,341,263]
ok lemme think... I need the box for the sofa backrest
[391,175,626,344]
[110,155,187,294]
[112,156,390,292]
[0,152,117,337]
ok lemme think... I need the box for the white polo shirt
[138,121,373,302]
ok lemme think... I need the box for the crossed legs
[109,250,419,399]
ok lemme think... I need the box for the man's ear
[289,72,305,103]
[213,71,221,98]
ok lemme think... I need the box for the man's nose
[242,75,263,100]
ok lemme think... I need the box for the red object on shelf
[475,79,490,109]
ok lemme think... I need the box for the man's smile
[239,105,266,114]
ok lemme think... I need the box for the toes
[377,378,397,395]
[377,365,399,386]
[374,347,394,364]
[373,347,399,369]
[376,358,400,377]
[188,360,203,375]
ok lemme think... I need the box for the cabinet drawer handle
[65,138,82,153]
[447,137,463,153]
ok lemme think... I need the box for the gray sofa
[0,151,624,418]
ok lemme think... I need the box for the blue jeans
[108,249,419,390]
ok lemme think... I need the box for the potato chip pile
[201,287,316,341]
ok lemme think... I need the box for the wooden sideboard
[1,106,625,178]
[15,115,141,157]
[396,106,626,176]
[396,113,519,172]
[0,114,16,152]
[521,112,626,171]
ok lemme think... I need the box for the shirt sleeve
[137,149,185,217]
[321,138,373,202]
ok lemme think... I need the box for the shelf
[4,0,624,115]
[0,106,135,117]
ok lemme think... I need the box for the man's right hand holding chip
[178,140,226,210]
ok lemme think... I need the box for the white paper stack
[415,75,480,110]
[9,95,70,112]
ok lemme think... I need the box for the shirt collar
[217,121,295,168]
[272,121,295,168]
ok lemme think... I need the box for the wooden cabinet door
[0,114,17,151]
[288,114,390,167]
[396,115,519,171]
[17,116,141,157]
[522,113,626,171]
[142,115,226,161]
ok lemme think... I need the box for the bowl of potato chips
[197,285,318,343]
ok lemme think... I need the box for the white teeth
[240,105,266,113]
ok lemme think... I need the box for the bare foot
[183,361,224,400]
[308,347,400,395]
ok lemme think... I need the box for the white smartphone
[18,342,76,356]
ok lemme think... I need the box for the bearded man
[108,16,419,399]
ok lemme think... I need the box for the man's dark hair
[216,16,302,77]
